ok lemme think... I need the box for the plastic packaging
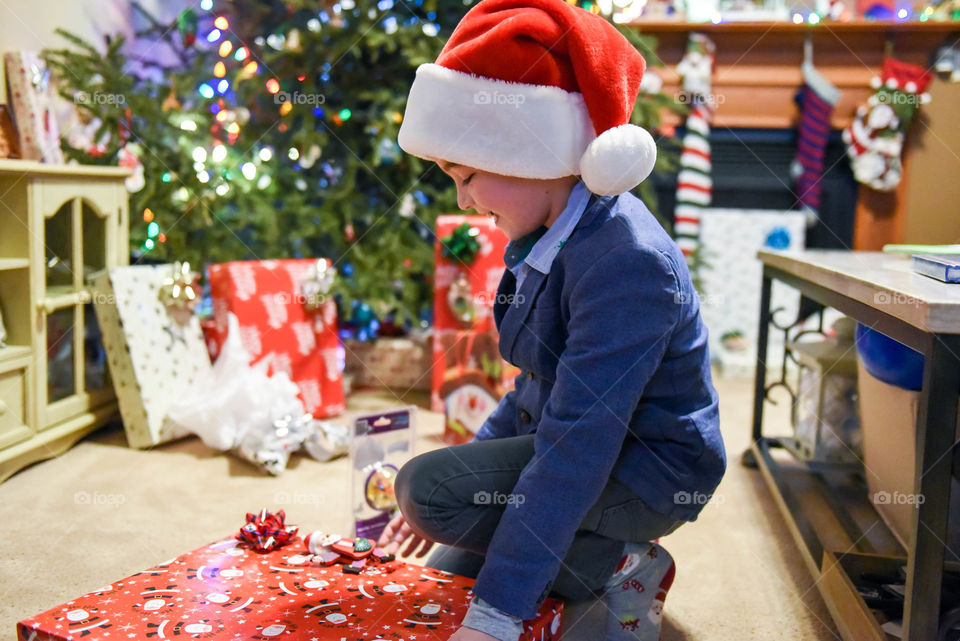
[349,406,417,541]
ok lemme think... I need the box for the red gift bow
[236,509,300,553]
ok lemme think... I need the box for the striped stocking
[791,60,840,218]
[673,32,715,260]
[674,100,712,258]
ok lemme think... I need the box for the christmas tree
[43,0,680,336]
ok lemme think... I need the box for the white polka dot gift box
[16,512,564,641]
[90,264,209,449]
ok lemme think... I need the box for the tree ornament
[177,8,199,48]
[440,222,481,264]
[161,84,181,112]
[447,271,476,325]
[118,142,146,193]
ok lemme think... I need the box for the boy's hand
[376,513,435,558]
[447,627,501,641]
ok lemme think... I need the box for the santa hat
[397,0,657,196]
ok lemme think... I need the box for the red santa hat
[397,0,657,196]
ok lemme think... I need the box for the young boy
[377,1,726,640]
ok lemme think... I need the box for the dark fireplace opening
[652,127,858,251]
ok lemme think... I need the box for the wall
[0,0,188,102]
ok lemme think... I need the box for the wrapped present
[206,259,345,418]
[343,332,433,391]
[91,264,207,448]
[17,520,564,641]
[3,51,62,163]
[433,216,520,444]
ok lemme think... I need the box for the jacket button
[526,370,534,380]
[519,409,532,423]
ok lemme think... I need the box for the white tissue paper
[165,312,307,473]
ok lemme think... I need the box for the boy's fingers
[414,539,435,558]
[402,534,424,558]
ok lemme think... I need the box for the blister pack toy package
[349,406,417,541]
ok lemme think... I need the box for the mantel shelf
[627,19,960,33]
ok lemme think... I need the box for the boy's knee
[395,450,440,524]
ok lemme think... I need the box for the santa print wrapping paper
[91,265,205,448]
[3,51,63,163]
[206,259,345,418]
[432,216,520,445]
[17,535,563,641]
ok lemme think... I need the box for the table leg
[904,334,960,641]
[744,272,773,470]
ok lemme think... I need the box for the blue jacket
[470,186,726,620]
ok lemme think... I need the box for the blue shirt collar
[504,179,592,277]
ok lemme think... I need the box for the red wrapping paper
[17,535,563,641]
[205,259,345,418]
[432,216,520,444]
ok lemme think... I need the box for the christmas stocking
[791,60,840,219]
[842,57,931,192]
[674,33,715,259]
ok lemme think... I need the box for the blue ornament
[764,226,791,250]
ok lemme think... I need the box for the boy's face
[436,161,575,240]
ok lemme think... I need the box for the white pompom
[870,76,882,89]
[905,81,917,93]
[579,124,657,196]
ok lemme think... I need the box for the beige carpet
[0,376,840,641]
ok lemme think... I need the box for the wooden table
[747,250,960,641]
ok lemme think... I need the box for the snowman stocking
[842,57,931,192]
[674,33,716,259]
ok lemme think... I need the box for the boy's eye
[462,173,475,185]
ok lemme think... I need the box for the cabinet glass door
[42,195,114,428]
[44,201,74,293]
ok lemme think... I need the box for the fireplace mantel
[628,20,958,129]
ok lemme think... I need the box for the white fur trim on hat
[398,63,594,179]
[398,63,657,194]
[579,124,657,196]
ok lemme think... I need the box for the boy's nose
[456,185,474,211]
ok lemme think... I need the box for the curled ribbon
[236,509,300,553]
[158,261,200,315]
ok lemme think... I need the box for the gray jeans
[394,435,684,602]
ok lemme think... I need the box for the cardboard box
[91,265,205,448]
[343,334,433,391]
[857,359,960,550]
[17,534,563,641]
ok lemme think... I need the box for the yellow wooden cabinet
[0,159,129,482]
